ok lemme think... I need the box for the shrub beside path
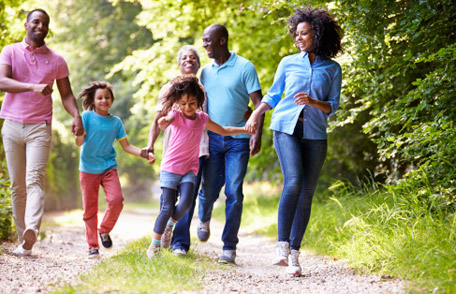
[0,208,405,293]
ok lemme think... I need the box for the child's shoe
[273,241,289,266]
[88,247,99,259]
[147,242,161,259]
[161,224,173,249]
[287,249,302,276]
[99,233,113,249]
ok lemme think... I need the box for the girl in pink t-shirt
[147,74,252,258]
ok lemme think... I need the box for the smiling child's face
[177,94,198,120]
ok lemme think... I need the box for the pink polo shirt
[161,109,209,176]
[0,40,69,123]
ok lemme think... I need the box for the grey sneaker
[218,249,236,264]
[197,220,210,242]
[161,224,173,249]
[173,248,187,257]
[287,249,302,276]
[273,241,289,266]
[147,242,161,259]
[22,228,37,250]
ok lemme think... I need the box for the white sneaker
[12,245,32,256]
[173,248,187,257]
[22,228,37,250]
[147,242,161,259]
[273,241,289,266]
[287,249,302,276]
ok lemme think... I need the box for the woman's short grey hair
[177,45,200,66]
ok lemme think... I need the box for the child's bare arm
[158,113,174,130]
[119,138,155,164]
[206,118,254,136]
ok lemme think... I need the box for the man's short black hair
[26,9,50,22]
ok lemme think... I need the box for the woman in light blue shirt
[246,6,343,276]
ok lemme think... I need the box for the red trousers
[80,169,124,248]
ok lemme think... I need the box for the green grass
[238,180,456,293]
[51,236,220,294]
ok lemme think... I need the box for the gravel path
[0,208,405,294]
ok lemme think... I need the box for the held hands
[72,115,85,136]
[141,148,156,164]
[294,92,316,106]
[245,109,260,134]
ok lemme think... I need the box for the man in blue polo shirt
[196,24,264,264]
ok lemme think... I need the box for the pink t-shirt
[0,40,70,123]
[161,109,209,176]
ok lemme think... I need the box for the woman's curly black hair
[78,81,115,111]
[288,6,343,59]
[161,74,205,114]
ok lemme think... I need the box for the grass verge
[51,236,218,294]
[237,181,456,293]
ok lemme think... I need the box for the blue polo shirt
[262,52,342,139]
[201,52,261,139]
[79,110,127,174]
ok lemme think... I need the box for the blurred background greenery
[1,0,454,242]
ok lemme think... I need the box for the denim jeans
[273,122,327,251]
[171,156,207,252]
[198,131,250,250]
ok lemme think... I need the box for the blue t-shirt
[262,52,342,139]
[79,110,127,174]
[200,52,261,139]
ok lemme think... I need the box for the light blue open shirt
[262,51,342,140]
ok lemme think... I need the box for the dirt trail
[0,208,405,294]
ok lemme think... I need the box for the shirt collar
[21,39,49,54]
[211,51,237,69]
[300,51,323,63]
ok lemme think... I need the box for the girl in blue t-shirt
[76,81,154,259]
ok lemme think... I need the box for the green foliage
[333,0,456,204]
[52,236,217,293]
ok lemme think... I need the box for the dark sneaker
[88,247,99,259]
[99,233,113,249]
[218,249,236,265]
[22,228,37,250]
[161,224,173,249]
[197,220,210,242]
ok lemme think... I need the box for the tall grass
[239,180,456,293]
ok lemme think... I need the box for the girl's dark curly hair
[288,6,343,59]
[77,81,115,111]
[162,74,205,114]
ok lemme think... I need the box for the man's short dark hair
[26,9,50,22]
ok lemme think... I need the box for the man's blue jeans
[273,124,327,251]
[198,131,250,250]
[170,156,207,252]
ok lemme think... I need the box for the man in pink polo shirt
[0,8,84,256]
